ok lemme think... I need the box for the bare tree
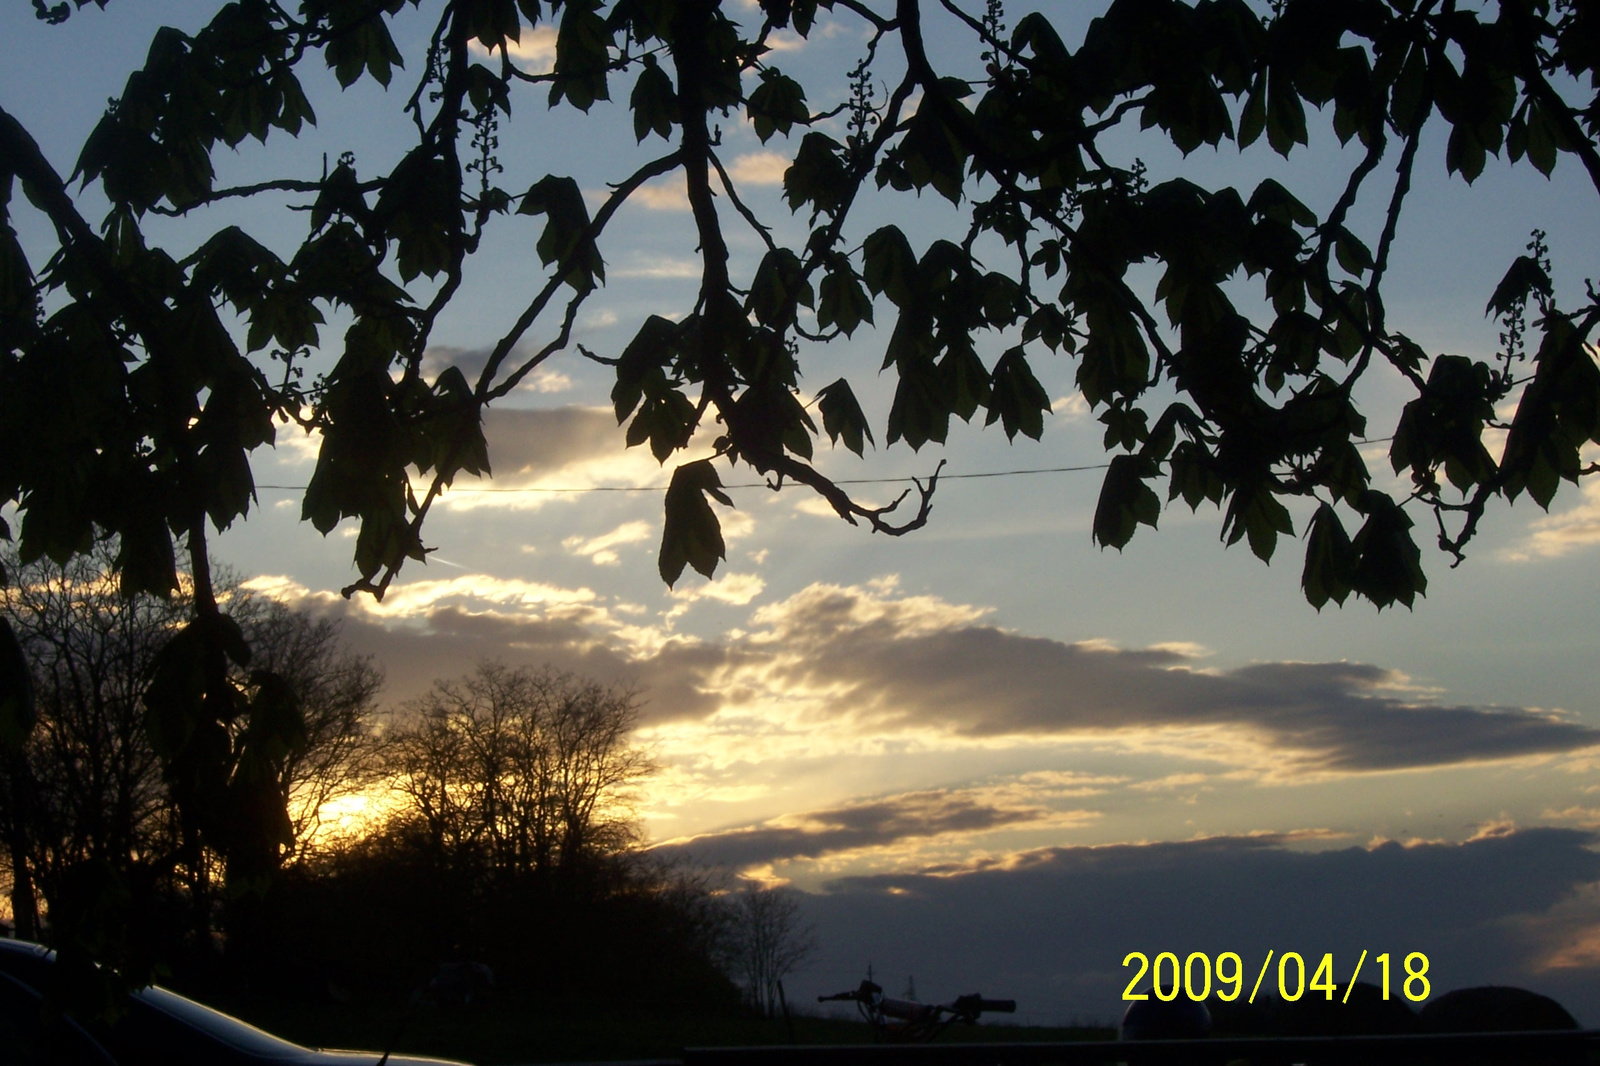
[732,886,818,1018]
[384,662,654,889]
[0,544,186,929]
[0,545,383,933]
[236,598,385,861]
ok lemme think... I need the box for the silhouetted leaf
[986,346,1051,441]
[1485,254,1553,319]
[748,69,808,143]
[1301,503,1354,610]
[630,56,676,141]
[817,377,873,456]
[1093,454,1160,550]
[518,174,604,291]
[659,460,732,586]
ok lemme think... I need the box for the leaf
[1348,491,1426,609]
[611,315,680,422]
[1223,481,1294,562]
[374,149,461,282]
[548,0,612,111]
[939,342,989,422]
[1485,254,1553,319]
[816,378,874,456]
[1092,454,1160,550]
[1300,503,1354,610]
[630,56,677,142]
[1445,122,1488,183]
[518,174,604,291]
[782,132,848,218]
[626,382,697,462]
[465,63,512,116]
[748,69,809,143]
[861,226,918,308]
[985,346,1051,441]
[326,14,404,88]
[895,107,969,204]
[747,248,811,328]
[351,492,418,580]
[143,625,208,760]
[817,267,873,337]
[1265,67,1308,156]
[413,366,490,486]
[115,488,180,598]
[242,669,307,770]
[659,460,733,586]
[1238,73,1267,148]
[1500,320,1600,507]
[885,356,950,450]
[1390,44,1429,135]
[465,0,523,54]
[1098,401,1148,451]
[1334,228,1373,276]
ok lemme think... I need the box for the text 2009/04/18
[1121,950,1431,1004]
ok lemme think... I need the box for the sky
[5,0,1600,1029]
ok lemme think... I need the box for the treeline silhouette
[0,547,743,1016]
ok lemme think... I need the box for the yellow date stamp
[1121,950,1431,1003]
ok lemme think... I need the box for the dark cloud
[479,406,623,480]
[308,603,735,724]
[421,343,495,384]
[277,580,1599,773]
[791,828,1600,1027]
[421,344,573,394]
[651,789,1064,869]
[756,587,1600,771]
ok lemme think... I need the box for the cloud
[630,178,691,211]
[792,828,1600,1026]
[426,406,669,509]
[243,575,739,725]
[468,24,557,73]
[565,520,653,565]
[481,406,623,476]
[245,576,1597,779]
[1544,806,1600,829]
[725,151,790,186]
[270,424,324,465]
[1504,479,1600,560]
[762,29,807,51]
[1051,392,1090,420]
[741,582,1600,772]
[670,571,766,607]
[421,344,574,394]
[652,785,1091,869]
[613,253,701,278]
[755,19,851,52]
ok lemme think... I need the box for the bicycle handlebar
[949,994,1015,1015]
[819,986,1015,1017]
[819,980,883,1004]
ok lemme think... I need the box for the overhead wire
[253,437,1395,496]
[254,462,1116,495]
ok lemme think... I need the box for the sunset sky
[5,0,1600,1027]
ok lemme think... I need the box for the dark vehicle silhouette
[0,939,469,1066]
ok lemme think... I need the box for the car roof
[0,940,473,1066]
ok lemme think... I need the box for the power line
[254,437,1396,496]
[254,462,1116,495]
